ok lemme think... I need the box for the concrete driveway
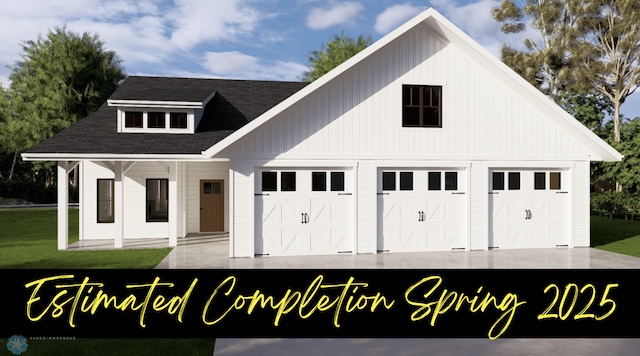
[154,235,640,355]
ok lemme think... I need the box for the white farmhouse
[23,8,621,257]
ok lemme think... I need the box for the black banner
[3,269,640,339]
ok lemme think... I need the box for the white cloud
[375,4,423,34]
[203,51,306,81]
[306,2,364,30]
[429,0,527,57]
[168,0,261,50]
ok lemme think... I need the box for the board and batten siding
[185,161,230,234]
[229,160,255,257]
[223,23,591,161]
[81,160,186,240]
[219,21,597,256]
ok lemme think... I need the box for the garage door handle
[556,191,569,194]
[338,193,352,196]
[301,213,305,224]
[451,192,465,195]
[301,213,309,224]
[525,210,532,220]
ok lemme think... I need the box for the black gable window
[402,85,442,127]
[125,112,143,128]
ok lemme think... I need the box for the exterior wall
[185,161,230,233]
[229,160,255,257]
[224,23,591,161]
[220,22,594,257]
[82,160,186,240]
[469,162,487,250]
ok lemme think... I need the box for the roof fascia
[107,99,204,109]
[21,152,226,162]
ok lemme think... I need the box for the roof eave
[21,152,223,162]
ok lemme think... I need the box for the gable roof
[23,77,307,160]
[202,7,622,162]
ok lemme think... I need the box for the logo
[6,335,28,355]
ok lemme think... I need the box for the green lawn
[0,208,172,268]
[0,208,214,355]
[590,215,640,257]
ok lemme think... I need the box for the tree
[301,32,372,82]
[576,0,640,143]
[491,0,584,102]
[0,26,126,184]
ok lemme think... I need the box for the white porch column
[168,161,178,247]
[114,161,124,248]
[57,161,69,250]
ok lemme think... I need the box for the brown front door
[200,180,224,232]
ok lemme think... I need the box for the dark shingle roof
[27,76,308,155]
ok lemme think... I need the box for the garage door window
[383,172,396,190]
[400,172,414,190]
[312,172,326,191]
[508,172,520,190]
[428,172,441,190]
[331,172,345,192]
[445,172,458,190]
[281,172,296,191]
[492,172,505,190]
[534,172,545,190]
[262,172,277,191]
[550,172,561,190]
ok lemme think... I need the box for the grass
[0,208,172,268]
[0,208,215,355]
[591,215,640,257]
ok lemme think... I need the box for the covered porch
[56,158,230,251]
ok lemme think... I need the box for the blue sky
[1,0,639,118]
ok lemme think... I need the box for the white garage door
[489,170,569,249]
[255,169,353,256]
[377,169,466,252]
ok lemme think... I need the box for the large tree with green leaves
[301,32,372,82]
[0,26,126,183]
[576,0,640,143]
[491,0,583,102]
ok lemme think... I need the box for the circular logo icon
[6,335,28,355]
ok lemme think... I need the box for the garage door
[255,169,352,256]
[489,170,569,249]
[377,169,466,252]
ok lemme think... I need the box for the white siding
[185,161,230,233]
[82,160,188,240]
[223,23,589,161]
[229,160,254,257]
[469,162,487,250]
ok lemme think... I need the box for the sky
[1,0,639,118]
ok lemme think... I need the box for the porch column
[114,161,124,248]
[168,161,178,247]
[57,161,69,250]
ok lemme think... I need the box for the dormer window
[148,112,166,128]
[170,113,188,129]
[109,92,215,134]
[125,112,143,128]
[118,110,195,133]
